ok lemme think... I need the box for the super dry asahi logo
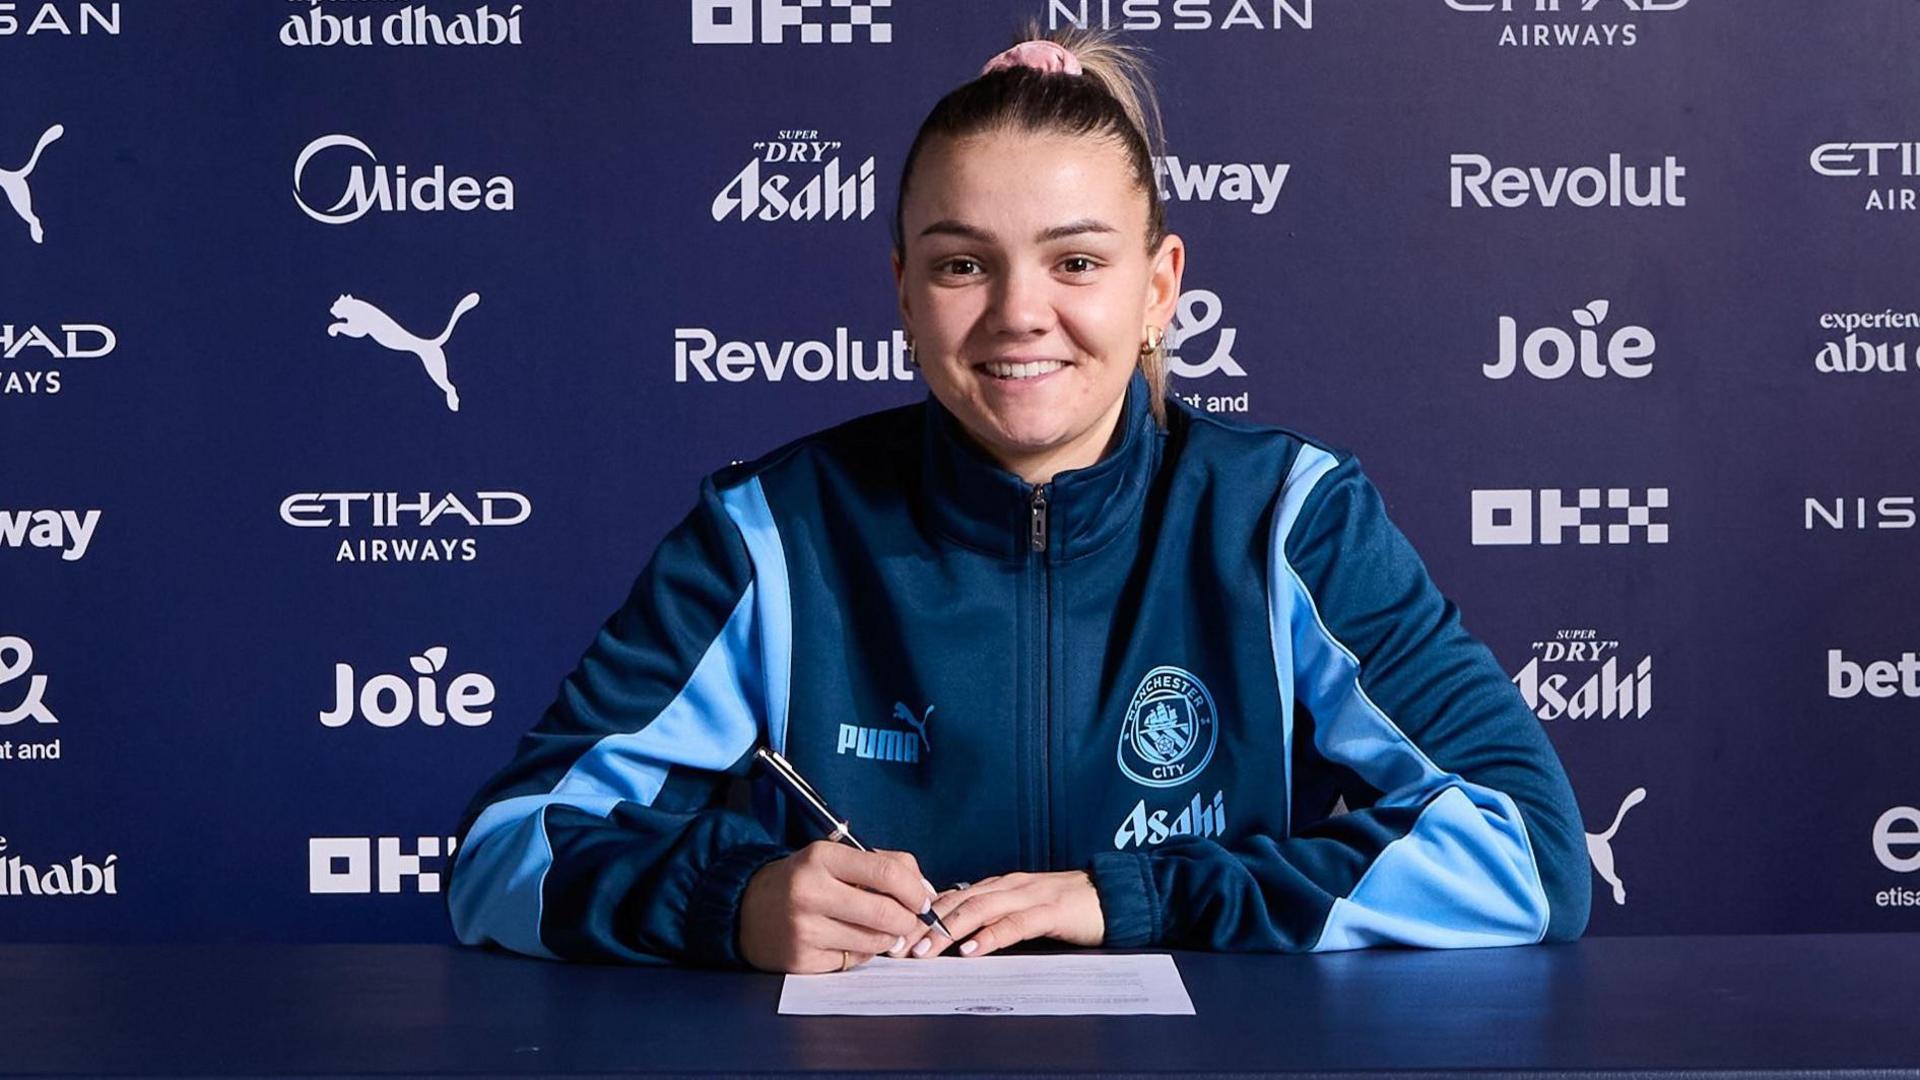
[1511,629,1652,721]
[714,130,874,223]
[280,1,523,47]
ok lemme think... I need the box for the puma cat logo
[3,124,64,245]
[1587,786,1646,906]
[327,293,480,412]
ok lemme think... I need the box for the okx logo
[310,836,458,894]
[327,293,480,412]
[2,124,63,245]
[1473,488,1670,545]
[692,0,893,44]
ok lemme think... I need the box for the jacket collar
[920,369,1160,562]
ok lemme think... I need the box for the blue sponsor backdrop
[4,0,1918,943]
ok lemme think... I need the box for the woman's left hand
[903,870,1105,958]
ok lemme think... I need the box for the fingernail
[960,941,978,955]
[923,877,937,895]
[891,936,905,955]
[920,896,931,914]
[912,938,932,957]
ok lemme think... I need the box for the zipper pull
[1029,486,1048,553]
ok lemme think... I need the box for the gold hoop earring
[904,334,919,367]
[1140,325,1164,357]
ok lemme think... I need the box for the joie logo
[293,135,514,225]
[674,326,911,383]
[1153,157,1289,215]
[0,509,100,561]
[1803,497,1917,532]
[0,635,57,728]
[1473,488,1670,546]
[2,318,114,397]
[1815,312,1920,374]
[1587,786,1645,906]
[1451,153,1686,209]
[1485,300,1654,380]
[1511,629,1652,721]
[320,646,495,728]
[836,703,932,764]
[692,0,893,44]
[280,2,523,47]
[0,2,119,36]
[1809,143,1920,213]
[2,124,63,245]
[1445,0,1687,48]
[310,836,459,894]
[0,837,117,897]
[1113,791,1227,850]
[1050,0,1313,31]
[278,490,532,563]
[1827,650,1920,701]
[713,129,874,223]
[327,293,480,412]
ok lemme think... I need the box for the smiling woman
[446,23,1592,975]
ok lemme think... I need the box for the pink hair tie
[980,40,1083,77]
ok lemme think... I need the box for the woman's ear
[1144,233,1186,330]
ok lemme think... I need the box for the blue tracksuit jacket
[445,370,1591,965]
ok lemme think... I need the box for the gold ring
[840,949,851,972]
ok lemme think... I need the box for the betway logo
[0,509,99,561]
[1828,650,1920,700]
[1152,157,1288,215]
[674,327,912,383]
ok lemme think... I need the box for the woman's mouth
[980,359,1067,381]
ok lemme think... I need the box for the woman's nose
[987,265,1054,337]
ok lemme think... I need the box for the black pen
[752,746,956,941]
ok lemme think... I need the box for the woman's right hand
[738,842,937,973]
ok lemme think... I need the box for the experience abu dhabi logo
[280,1,523,47]
[1117,666,1218,789]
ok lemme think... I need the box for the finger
[912,886,1026,958]
[819,846,936,921]
[817,876,925,943]
[810,912,904,961]
[962,907,1045,958]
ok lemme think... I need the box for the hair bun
[979,39,1085,77]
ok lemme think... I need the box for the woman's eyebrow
[917,218,1119,242]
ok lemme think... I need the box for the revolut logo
[1473,488,1670,545]
[1827,650,1920,701]
[1809,142,1920,213]
[1815,311,1920,375]
[1485,300,1655,380]
[321,646,495,728]
[1451,153,1686,209]
[0,2,119,36]
[3,124,63,245]
[1511,628,1652,721]
[714,129,874,223]
[692,0,893,44]
[1049,0,1314,32]
[2,316,115,397]
[280,2,523,47]
[293,135,514,225]
[674,326,911,383]
[1445,0,1687,48]
[1804,497,1917,532]
[310,836,459,895]
[1152,157,1289,215]
[0,836,117,898]
[0,509,100,561]
[278,491,532,563]
[328,293,480,412]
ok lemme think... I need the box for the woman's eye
[1060,256,1099,274]
[939,258,982,276]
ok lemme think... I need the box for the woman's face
[893,129,1183,484]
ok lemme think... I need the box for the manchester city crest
[1117,666,1218,789]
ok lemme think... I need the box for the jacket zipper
[1028,485,1052,870]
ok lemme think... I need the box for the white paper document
[777,952,1195,1016]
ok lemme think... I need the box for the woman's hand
[737,842,938,973]
[902,870,1105,959]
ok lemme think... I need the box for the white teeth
[983,360,1065,380]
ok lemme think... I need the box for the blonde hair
[893,21,1175,426]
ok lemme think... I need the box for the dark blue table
[4,934,1918,1077]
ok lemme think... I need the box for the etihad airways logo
[293,135,515,225]
[1810,143,1920,213]
[1446,0,1687,48]
[3,318,115,397]
[279,491,532,564]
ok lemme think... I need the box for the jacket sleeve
[444,473,794,967]
[1086,447,1590,952]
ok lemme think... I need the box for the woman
[445,27,1590,974]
